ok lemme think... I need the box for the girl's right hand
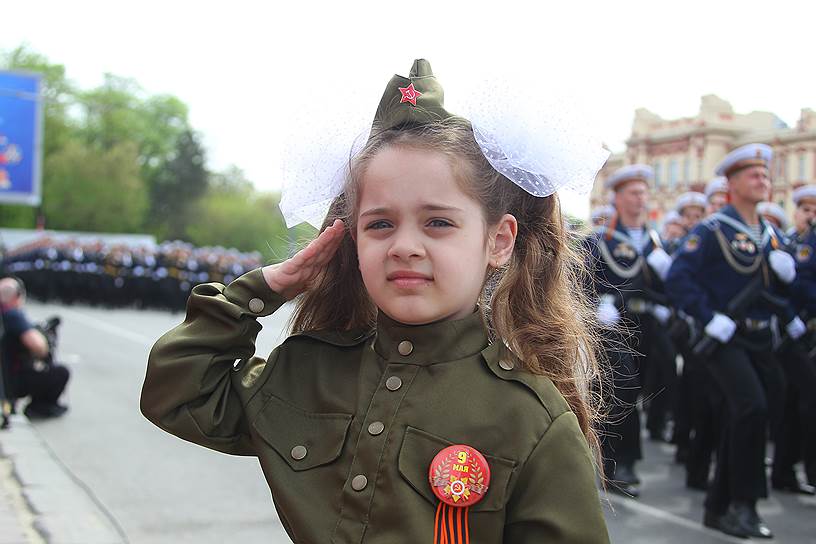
[262,219,346,300]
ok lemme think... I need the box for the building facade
[591,95,816,222]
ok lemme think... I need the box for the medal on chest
[429,445,491,544]
[612,242,637,260]
[730,232,757,255]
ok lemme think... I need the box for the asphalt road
[22,301,816,544]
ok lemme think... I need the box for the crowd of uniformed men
[587,142,816,539]
[0,239,264,311]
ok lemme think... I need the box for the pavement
[0,300,813,543]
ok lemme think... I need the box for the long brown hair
[291,117,604,455]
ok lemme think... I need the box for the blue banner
[0,70,42,206]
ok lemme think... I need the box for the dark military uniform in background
[666,204,792,536]
[586,218,672,495]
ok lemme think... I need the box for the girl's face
[355,146,515,325]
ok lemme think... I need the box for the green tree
[42,140,148,232]
[150,128,208,239]
[185,166,291,256]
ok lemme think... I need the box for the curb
[0,414,125,544]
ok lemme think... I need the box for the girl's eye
[428,219,453,228]
[365,220,392,230]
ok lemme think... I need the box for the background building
[591,95,816,222]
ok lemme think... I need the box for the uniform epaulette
[480,343,570,422]
[702,216,720,231]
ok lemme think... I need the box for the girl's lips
[390,277,433,288]
[387,272,433,289]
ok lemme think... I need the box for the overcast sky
[4,0,814,218]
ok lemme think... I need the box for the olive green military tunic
[140,269,610,543]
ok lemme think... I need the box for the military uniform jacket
[790,227,816,318]
[665,204,793,326]
[585,221,663,309]
[140,269,609,544]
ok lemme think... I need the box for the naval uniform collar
[373,309,489,365]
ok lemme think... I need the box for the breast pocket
[397,426,517,512]
[252,394,352,471]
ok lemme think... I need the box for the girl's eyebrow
[360,204,464,217]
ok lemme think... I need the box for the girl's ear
[489,214,518,267]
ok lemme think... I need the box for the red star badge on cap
[398,83,422,106]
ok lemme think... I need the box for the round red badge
[428,445,491,508]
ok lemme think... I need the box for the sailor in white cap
[590,204,615,227]
[666,143,803,538]
[772,183,816,495]
[587,164,675,497]
[675,191,708,230]
[705,176,729,214]
[756,201,788,231]
[792,185,816,237]
[661,210,687,254]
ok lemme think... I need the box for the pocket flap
[252,394,352,471]
[398,426,516,512]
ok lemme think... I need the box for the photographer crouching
[0,277,69,419]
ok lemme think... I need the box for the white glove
[786,316,806,339]
[646,248,673,281]
[768,249,796,284]
[597,295,620,325]
[651,304,672,325]
[705,313,737,343]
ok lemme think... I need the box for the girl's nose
[387,228,425,260]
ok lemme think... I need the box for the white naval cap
[604,164,654,191]
[662,209,683,227]
[674,191,707,213]
[715,143,773,177]
[756,201,788,229]
[704,176,728,199]
[793,184,816,205]
[590,204,615,221]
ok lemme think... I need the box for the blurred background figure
[590,204,615,227]
[705,176,729,214]
[757,201,788,232]
[0,276,69,418]
[661,210,687,254]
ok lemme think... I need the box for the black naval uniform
[666,204,792,536]
[586,218,670,494]
[774,226,816,489]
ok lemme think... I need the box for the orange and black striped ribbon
[434,503,469,544]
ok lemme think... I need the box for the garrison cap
[715,143,773,177]
[604,164,654,191]
[372,59,453,132]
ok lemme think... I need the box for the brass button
[368,421,385,436]
[385,376,402,391]
[499,359,515,371]
[351,474,368,491]
[248,297,265,313]
[290,445,307,460]
[397,340,413,356]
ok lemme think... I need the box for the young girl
[141,59,610,543]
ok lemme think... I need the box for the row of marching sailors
[1,237,264,311]
[585,143,816,540]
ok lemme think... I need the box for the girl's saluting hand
[262,219,346,300]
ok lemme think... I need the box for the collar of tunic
[373,310,489,365]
